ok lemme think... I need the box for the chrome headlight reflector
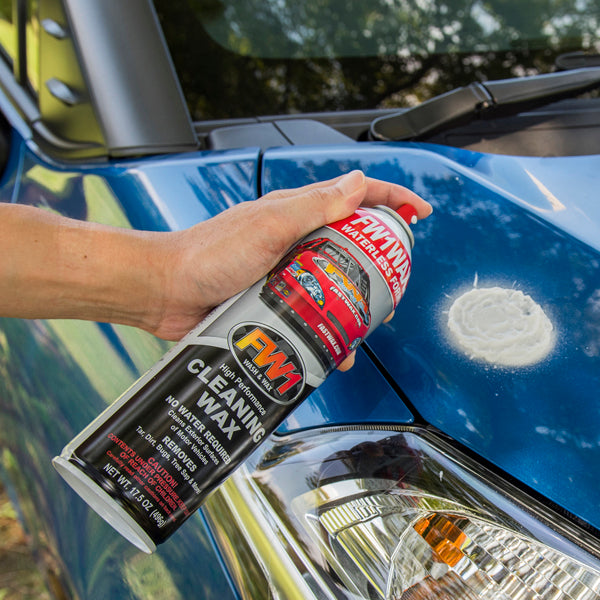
[202,427,600,599]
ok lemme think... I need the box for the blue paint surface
[0,137,256,600]
[262,143,600,532]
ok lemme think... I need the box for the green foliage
[155,0,599,120]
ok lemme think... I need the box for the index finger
[361,177,433,220]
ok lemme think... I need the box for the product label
[230,323,305,404]
[72,319,314,544]
[330,208,412,304]
[258,237,372,369]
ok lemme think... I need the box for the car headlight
[202,427,600,599]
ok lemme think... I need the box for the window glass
[154,0,600,121]
[323,242,342,264]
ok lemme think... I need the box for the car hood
[262,143,600,533]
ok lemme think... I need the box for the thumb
[264,170,368,240]
[328,170,369,217]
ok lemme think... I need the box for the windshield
[154,0,600,121]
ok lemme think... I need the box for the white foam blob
[447,286,554,367]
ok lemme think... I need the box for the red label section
[329,209,412,305]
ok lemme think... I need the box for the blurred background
[0,483,50,600]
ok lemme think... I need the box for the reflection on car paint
[261,143,600,533]
[0,139,251,599]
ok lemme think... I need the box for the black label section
[72,342,314,544]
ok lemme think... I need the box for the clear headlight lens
[202,427,600,600]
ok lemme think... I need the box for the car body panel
[0,133,259,599]
[263,143,600,532]
[1,116,599,596]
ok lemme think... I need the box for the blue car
[1,1,599,598]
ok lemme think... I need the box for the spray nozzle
[396,204,418,226]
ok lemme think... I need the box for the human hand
[0,171,431,373]
[150,171,432,357]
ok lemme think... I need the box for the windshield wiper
[370,67,600,142]
[556,52,600,70]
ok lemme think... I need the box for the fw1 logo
[230,323,305,405]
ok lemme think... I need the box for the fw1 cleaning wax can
[53,202,418,553]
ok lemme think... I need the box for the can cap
[396,204,418,226]
[52,456,157,553]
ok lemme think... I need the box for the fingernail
[338,170,365,194]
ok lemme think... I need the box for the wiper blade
[370,67,600,142]
[556,52,600,70]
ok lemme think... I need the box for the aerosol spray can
[53,201,418,553]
